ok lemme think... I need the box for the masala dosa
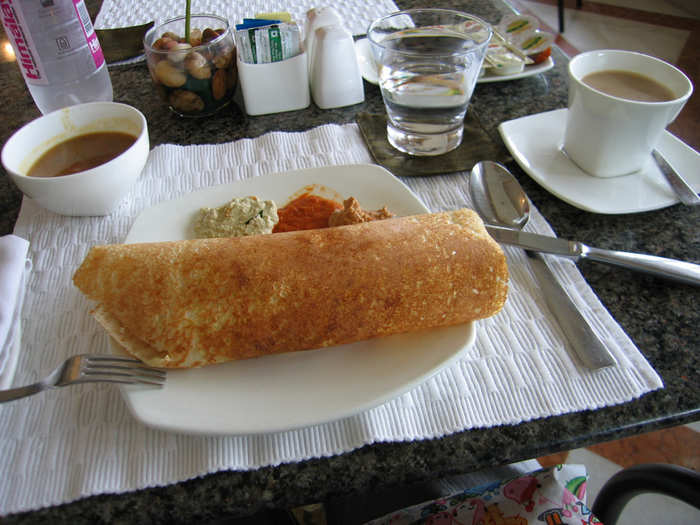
[73,208,508,368]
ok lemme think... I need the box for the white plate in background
[118,164,477,435]
[478,57,554,83]
[355,37,554,85]
[498,109,700,214]
[355,38,379,85]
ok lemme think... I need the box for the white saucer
[498,109,700,214]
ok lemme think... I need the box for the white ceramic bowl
[1,102,149,216]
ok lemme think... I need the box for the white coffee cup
[562,49,692,178]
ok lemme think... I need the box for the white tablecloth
[94,0,400,36]
[0,124,662,514]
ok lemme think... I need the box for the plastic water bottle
[1,0,113,114]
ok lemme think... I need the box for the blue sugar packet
[235,18,281,30]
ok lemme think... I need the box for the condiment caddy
[237,52,311,115]
[235,6,364,115]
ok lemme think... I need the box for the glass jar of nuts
[144,14,237,117]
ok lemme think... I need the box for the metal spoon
[470,161,616,369]
[470,162,700,286]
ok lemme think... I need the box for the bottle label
[0,0,48,84]
[72,0,105,69]
[0,0,105,86]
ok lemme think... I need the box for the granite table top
[0,0,698,523]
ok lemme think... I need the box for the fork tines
[83,355,167,386]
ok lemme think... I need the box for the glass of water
[368,9,492,156]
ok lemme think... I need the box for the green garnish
[245,210,265,225]
[185,0,191,43]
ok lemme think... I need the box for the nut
[169,90,205,112]
[202,28,219,43]
[212,69,227,100]
[184,52,212,79]
[168,43,192,63]
[154,59,186,87]
[213,49,234,69]
[188,28,202,47]
[162,31,181,42]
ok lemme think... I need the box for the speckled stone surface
[0,0,698,523]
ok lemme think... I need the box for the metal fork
[0,354,166,403]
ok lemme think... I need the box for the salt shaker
[309,24,365,109]
[304,6,342,72]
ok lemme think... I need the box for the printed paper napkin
[366,464,593,525]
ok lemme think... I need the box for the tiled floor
[537,423,700,524]
[518,0,691,62]
[510,0,699,150]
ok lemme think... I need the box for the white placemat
[0,124,662,514]
[0,235,31,390]
[95,0,400,36]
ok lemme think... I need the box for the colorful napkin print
[365,465,600,525]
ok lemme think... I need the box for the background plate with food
[355,14,554,85]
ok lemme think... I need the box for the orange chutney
[273,193,343,233]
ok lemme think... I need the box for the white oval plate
[119,164,476,435]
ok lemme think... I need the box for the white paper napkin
[0,235,31,390]
[0,124,662,515]
[95,0,400,36]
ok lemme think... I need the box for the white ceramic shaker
[304,6,343,72]
[309,24,365,109]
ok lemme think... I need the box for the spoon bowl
[469,161,530,230]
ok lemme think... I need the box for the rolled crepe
[73,208,508,368]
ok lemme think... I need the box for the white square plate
[118,164,476,435]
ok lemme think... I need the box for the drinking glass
[368,9,492,156]
[144,14,237,117]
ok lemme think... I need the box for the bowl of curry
[2,102,149,216]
